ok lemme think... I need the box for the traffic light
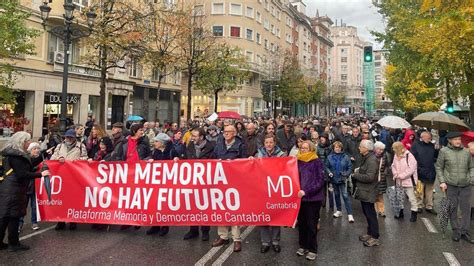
[364,46,373,62]
[446,100,454,113]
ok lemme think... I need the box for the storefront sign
[54,63,101,77]
[48,94,79,104]
[36,158,301,226]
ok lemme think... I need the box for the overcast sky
[305,0,385,49]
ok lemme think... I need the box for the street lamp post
[39,0,96,134]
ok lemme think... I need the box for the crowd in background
[0,114,473,259]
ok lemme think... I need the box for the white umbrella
[412,112,470,131]
[376,116,411,129]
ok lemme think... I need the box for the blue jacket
[213,135,247,159]
[326,152,352,184]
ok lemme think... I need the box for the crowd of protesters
[0,114,473,259]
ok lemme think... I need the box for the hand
[297,190,305,198]
[440,183,447,192]
[87,158,93,163]
[350,157,355,161]
[354,167,359,173]
[147,159,154,163]
[173,157,179,162]
[248,156,254,159]
[41,170,51,177]
[329,173,333,177]
[59,157,65,164]
[46,148,54,155]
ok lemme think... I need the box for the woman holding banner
[256,134,286,253]
[145,133,177,236]
[108,123,150,231]
[0,132,50,252]
[295,140,325,261]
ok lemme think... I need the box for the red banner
[36,157,301,226]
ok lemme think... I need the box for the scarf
[297,151,318,162]
[194,140,207,158]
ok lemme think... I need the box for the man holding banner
[212,125,248,252]
[183,127,216,241]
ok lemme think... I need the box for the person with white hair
[352,139,381,247]
[18,142,43,232]
[373,141,390,217]
[0,132,50,252]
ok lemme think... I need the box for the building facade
[330,24,368,114]
[373,49,392,112]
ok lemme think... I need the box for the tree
[195,43,250,112]
[0,0,39,103]
[373,0,473,120]
[82,0,152,127]
[177,5,217,121]
[142,4,186,120]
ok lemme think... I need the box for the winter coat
[352,152,379,203]
[50,141,88,161]
[298,158,325,202]
[316,142,331,165]
[375,152,390,194]
[185,140,216,160]
[256,146,286,158]
[108,136,151,161]
[401,129,415,150]
[436,144,474,187]
[84,136,100,159]
[172,140,186,159]
[411,140,437,183]
[346,135,362,168]
[213,135,248,159]
[0,148,42,218]
[326,152,352,184]
[276,129,296,153]
[242,132,259,156]
[391,150,418,188]
[152,141,177,161]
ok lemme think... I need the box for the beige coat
[51,141,88,161]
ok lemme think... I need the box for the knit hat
[27,142,41,153]
[112,122,124,128]
[64,129,76,138]
[153,133,170,144]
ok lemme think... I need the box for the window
[246,51,253,62]
[230,26,241,37]
[341,74,347,80]
[129,58,142,78]
[341,57,347,63]
[375,62,381,67]
[263,19,269,30]
[270,6,275,16]
[152,68,161,81]
[264,39,268,50]
[193,5,204,16]
[47,33,81,64]
[256,11,261,23]
[256,33,261,44]
[230,3,242,15]
[212,26,224,37]
[276,10,281,20]
[246,6,254,18]
[270,24,274,34]
[246,29,253,40]
[73,0,89,11]
[303,42,307,51]
[341,65,348,72]
[212,3,224,14]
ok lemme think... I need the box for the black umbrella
[438,192,456,236]
[41,162,52,201]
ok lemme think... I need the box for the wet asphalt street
[1,193,473,266]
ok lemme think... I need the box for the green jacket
[435,144,474,187]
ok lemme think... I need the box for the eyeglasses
[223,130,235,134]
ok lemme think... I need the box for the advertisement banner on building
[36,158,301,226]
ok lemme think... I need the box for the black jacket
[185,140,216,160]
[276,129,296,153]
[213,135,247,159]
[108,136,151,161]
[242,132,259,156]
[0,148,42,218]
[411,140,438,183]
[352,152,379,203]
[346,135,362,169]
